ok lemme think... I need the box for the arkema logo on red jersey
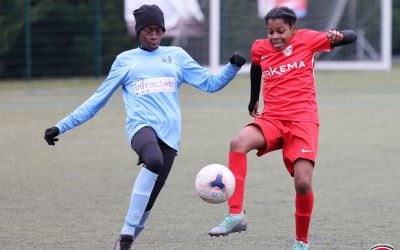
[263,60,306,78]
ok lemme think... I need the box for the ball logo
[195,164,235,204]
[283,45,293,56]
[370,244,393,250]
[208,174,225,190]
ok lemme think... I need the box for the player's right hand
[44,127,60,146]
[248,100,260,117]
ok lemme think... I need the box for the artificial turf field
[1,66,399,249]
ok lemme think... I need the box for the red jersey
[251,29,332,124]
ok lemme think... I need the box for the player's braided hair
[264,6,297,27]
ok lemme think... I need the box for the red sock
[227,152,247,214]
[295,192,314,244]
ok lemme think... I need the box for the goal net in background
[0,0,393,80]
[135,0,392,72]
[217,0,391,72]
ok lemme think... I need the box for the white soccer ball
[195,164,236,204]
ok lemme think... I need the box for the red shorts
[249,117,319,176]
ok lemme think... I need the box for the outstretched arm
[181,49,246,93]
[43,58,128,146]
[327,30,357,47]
[248,63,262,117]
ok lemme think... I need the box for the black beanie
[133,4,166,35]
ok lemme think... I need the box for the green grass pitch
[1,66,399,249]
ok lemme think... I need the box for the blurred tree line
[0,0,138,78]
[0,0,399,79]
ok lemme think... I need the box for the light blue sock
[133,210,151,239]
[121,167,157,236]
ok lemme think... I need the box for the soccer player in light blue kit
[43,4,246,250]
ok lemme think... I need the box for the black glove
[229,52,247,67]
[44,127,60,145]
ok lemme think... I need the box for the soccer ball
[195,164,236,204]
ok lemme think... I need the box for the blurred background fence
[0,0,399,80]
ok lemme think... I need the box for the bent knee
[141,142,163,173]
[230,126,265,152]
[230,138,242,152]
[295,181,312,194]
[230,136,251,152]
[144,156,163,172]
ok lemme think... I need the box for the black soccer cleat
[114,234,134,250]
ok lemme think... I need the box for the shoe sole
[208,223,247,237]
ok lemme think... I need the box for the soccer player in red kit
[208,6,357,250]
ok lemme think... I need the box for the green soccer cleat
[208,211,247,237]
[293,240,309,250]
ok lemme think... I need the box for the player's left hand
[248,100,260,117]
[44,126,60,146]
[229,52,247,67]
[327,30,343,44]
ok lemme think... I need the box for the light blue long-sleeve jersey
[55,46,240,152]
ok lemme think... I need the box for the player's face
[139,25,164,51]
[267,18,297,52]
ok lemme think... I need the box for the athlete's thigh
[131,126,162,165]
[282,121,319,176]
[231,124,266,152]
[249,118,284,155]
[131,126,158,154]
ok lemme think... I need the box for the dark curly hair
[264,6,297,27]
